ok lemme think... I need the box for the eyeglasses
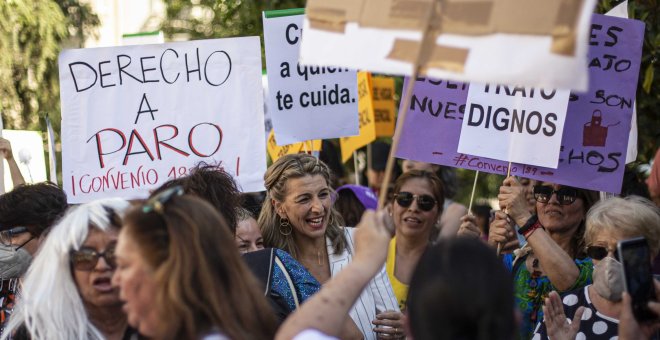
[585,245,618,260]
[0,226,31,247]
[143,186,185,214]
[70,243,117,271]
[533,185,578,205]
[394,192,437,212]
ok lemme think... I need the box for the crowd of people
[0,138,658,339]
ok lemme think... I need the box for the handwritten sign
[340,72,376,163]
[372,76,396,137]
[59,37,267,203]
[458,84,569,168]
[397,14,645,193]
[267,130,321,162]
[263,12,358,145]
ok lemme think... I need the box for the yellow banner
[267,130,322,162]
[340,72,376,163]
[371,76,396,137]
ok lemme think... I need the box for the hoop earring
[279,218,292,236]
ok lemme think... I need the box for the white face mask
[0,243,33,279]
[592,256,624,302]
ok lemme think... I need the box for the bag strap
[274,255,300,308]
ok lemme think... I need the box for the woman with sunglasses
[532,196,660,339]
[113,187,278,339]
[259,154,399,340]
[2,198,133,340]
[385,170,444,315]
[495,178,599,339]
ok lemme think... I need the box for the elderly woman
[112,187,277,339]
[490,177,599,339]
[259,153,399,340]
[386,170,444,312]
[533,195,660,339]
[2,198,132,340]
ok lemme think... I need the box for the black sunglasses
[533,185,579,205]
[585,245,618,261]
[394,192,437,212]
[143,186,185,214]
[70,243,117,271]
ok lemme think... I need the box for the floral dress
[503,250,593,340]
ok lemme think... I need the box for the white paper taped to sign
[59,37,267,203]
[300,0,597,91]
[263,12,358,145]
[458,84,570,169]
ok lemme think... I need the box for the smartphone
[618,237,657,322]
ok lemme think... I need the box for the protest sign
[458,84,569,168]
[340,72,376,163]
[397,14,645,193]
[263,10,358,145]
[2,130,47,190]
[267,130,321,162]
[300,0,596,91]
[371,76,396,137]
[59,37,267,203]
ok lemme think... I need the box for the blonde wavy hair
[258,153,346,259]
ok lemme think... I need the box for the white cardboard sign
[458,84,570,168]
[263,13,358,145]
[59,37,267,203]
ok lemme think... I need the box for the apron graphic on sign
[583,110,620,147]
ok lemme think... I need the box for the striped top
[327,227,399,340]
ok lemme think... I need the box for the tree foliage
[0,0,99,136]
[160,0,307,63]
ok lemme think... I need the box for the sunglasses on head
[585,245,618,261]
[533,185,579,205]
[143,186,185,214]
[394,192,437,212]
[70,243,117,271]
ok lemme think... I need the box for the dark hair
[123,195,277,339]
[408,238,515,340]
[0,181,68,235]
[152,163,240,235]
[571,187,600,259]
[393,170,445,211]
[334,190,365,227]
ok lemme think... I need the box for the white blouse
[327,227,399,340]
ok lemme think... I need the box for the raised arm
[498,177,579,290]
[276,210,394,340]
[0,138,25,187]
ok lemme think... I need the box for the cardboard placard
[396,14,645,193]
[267,130,322,162]
[59,37,267,203]
[372,76,397,137]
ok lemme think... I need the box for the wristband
[517,215,544,239]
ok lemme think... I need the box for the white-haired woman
[533,196,660,339]
[1,198,134,340]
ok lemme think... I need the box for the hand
[0,138,13,160]
[542,291,583,340]
[353,210,395,274]
[372,311,406,339]
[488,211,518,250]
[618,280,660,340]
[457,214,481,238]
[498,177,532,227]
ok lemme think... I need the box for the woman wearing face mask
[532,196,660,339]
[260,154,399,340]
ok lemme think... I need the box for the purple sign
[397,14,645,193]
